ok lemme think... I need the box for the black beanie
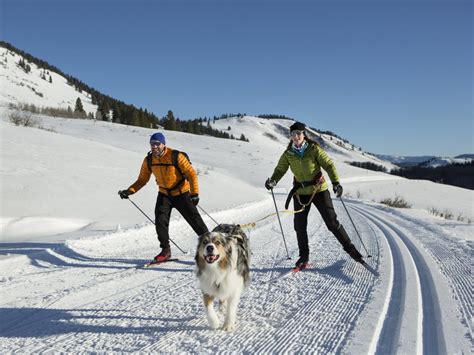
[290,122,306,132]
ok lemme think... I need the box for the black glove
[333,183,343,197]
[265,178,277,190]
[118,189,131,199]
[190,194,199,206]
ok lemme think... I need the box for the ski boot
[154,248,171,263]
[294,256,309,270]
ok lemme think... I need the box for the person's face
[291,130,305,146]
[150,140,165,156]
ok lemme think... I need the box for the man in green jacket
[265,121,364,269]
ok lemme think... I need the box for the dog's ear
[198,232,211,245]
[195,232,210,274]
[223,235,234,258]
[195,254,206,275]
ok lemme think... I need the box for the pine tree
[164,110,177,130]
[112,103,121,123]
[98,101,111,121]
[74,97,85,114]
[240,133,249,142]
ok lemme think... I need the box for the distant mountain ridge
[375,154,473,168]
[455,154,474,159]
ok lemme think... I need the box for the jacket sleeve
[128,158,152,194]
[270,151,290,183]
[315,146,339,184]
[178,153,199,195]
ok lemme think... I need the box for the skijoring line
[238,207,305,229]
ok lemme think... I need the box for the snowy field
[0,109,472,353]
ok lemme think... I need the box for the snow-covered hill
[209,116,398,171]
[0,46,97,115]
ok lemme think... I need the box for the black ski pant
[293,189,356,259]
[155,191,209,250]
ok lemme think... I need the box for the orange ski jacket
[128,147,199,197]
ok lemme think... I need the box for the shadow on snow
[0,307,204,338]
[0,242,194,272]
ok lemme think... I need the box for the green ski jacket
[270,141,339,195]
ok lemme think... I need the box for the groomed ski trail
[0,196,471,353]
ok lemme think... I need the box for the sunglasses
[150,140,163,147]
[291,130,305,137]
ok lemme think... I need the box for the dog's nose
[206,245,214,253]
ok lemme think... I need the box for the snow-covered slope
[210,116,398,172]
[1,108,472,240]
[0,46,97,115]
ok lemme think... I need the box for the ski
[266,270,293,283]
[291,263,314,273]
[142,258,180,268]
[266,263,314,283]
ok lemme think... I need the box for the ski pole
[339,197,371,258]
[197,205,220,226]
[126,197,187,254]
[271,188,291,259]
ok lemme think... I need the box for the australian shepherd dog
[195,224,250,332]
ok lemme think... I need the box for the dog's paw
[222,322,235,332]
[208,316,220,329]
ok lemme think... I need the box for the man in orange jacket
[118,132,208,262]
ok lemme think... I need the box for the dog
[195,224,250,332]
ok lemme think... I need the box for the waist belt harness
[284,172,324,209]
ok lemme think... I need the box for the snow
[0,45,473,353]
[0,47,97,115]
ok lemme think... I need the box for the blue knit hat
[150,132,165,145]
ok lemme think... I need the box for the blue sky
[1,0,472,156]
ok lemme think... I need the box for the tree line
[349,160,473,190]
[350,161,388,173]
[391,161,474,190]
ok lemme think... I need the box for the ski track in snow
[352,206,438,354]
[0,197,471,353]
[350,202,471,354]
